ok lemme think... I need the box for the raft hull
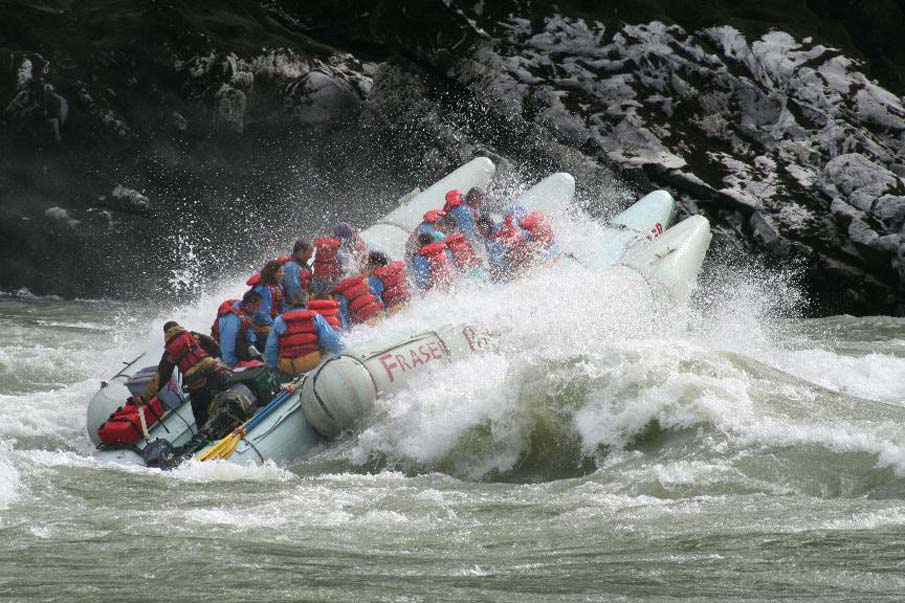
[621,215,712,305]
[585,190,676,267]
[362,157,496,259]
[516,172,576,215]
[192,323,490,465]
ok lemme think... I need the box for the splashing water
[2,177,905,601]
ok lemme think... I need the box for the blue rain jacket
[282,260,312,305]
[251,283,285,328]
[217,301,258,367]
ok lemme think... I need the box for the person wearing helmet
[443,187,484,246]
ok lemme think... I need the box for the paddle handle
[137,405,150,441]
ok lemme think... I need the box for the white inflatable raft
[86,160,710,468]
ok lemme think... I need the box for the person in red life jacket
[211,290,262,368]
[403,209,447,261]
[476,215,506,277]
[264,299,345,376]
[283,239,313,306]
[442,187,484,246]
[366,251,412,315]
[412,232,456,290]
[251,259,286,343]
[518,209,559,260]
[332,271,385,330]
[444,231,487,281]
[133,321,230,428]
[312,235,342,296]
[334,222,371,278]
[487,204,534,277]
[404,209,449,263]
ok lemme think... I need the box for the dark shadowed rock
[3,0,905,314]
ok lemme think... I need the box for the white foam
[168,459,296,483]
[0,440,21,512]
[763,349,905,403]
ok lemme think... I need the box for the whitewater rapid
[3,191,905,601]
[3,236,905,484]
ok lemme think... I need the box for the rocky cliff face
[3,0,905,314]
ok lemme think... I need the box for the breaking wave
[2,177,904,497]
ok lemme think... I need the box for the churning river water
[2,252,905,602]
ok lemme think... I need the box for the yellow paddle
[198,380,301,462]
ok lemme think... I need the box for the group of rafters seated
[408,187,558,289]
[130,187,557,438]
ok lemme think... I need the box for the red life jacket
[519,211,555,249]
[307,298,342,331]
[314,237,342,280]
[246,256,292,286]
[277,310,321,359]
[333,275,383,323]
[373,261,411,308]
[442,192,479,224]
[492,215,531,266]
[442,189,464,214]
[445,233,482,271]
[297,264,312,291]
[423,209,446,225]
[165,329,211,376]
[210,299,253,344]
[418,241,455,289]
[97,396,167,446]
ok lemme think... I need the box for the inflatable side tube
[94,448,145,465]
[517,172,575,216]
[584,190,676,268]
[611,189,675,233]
[301,324,492,438]
[86,373,134,446]
[620,215,712,305]
[138,399,198,450]
[362,157,496,259]
[226,391,321,465]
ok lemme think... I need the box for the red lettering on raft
[379,353,399,383]
[379,339,449,382]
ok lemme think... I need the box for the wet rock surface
[3,0,905,314]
